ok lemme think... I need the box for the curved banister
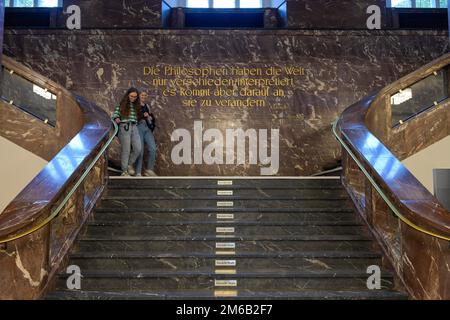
[0,56,117,299]
[0,120,118,244]
[334,53,450,299]
[0,57,117,243]
[333,117,450,241]
[334,52,450,242]
[333,54,450,245]
[0,93,115,240]
[335,95,450,242]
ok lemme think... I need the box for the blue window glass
[390,0,412,7]
[5,0,61,7]
[416,0,435,7]
[14,0,33,7]
[213,0,235,8]
[240,0,261,8]
[185,0,263,8]
[38,0,59,7]
[389,0,448,7]
[186,0,209,8]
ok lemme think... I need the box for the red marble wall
[3,29,448,176]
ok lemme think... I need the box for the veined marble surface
[3,29,448,176]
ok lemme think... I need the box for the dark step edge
[69,251,381,259]
[44,290,408,300]
[94,208,355,213]
[108,181,344,190]
[100,199,350,202]
[86,221,363,227]
[102,196,349,200]
[56,271,395,279]
[78,235,373,241]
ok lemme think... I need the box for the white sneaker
[121,171,129,177]
[143,169,157,177]
[127,165,136,176]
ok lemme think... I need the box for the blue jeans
[136,120,157,174]
[117,122,142,173]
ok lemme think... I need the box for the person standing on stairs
[112,87,142,176]
[135,90,158,177]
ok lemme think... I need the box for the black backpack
[142,104,156,132]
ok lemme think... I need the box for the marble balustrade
[0,57,112,299]
[337,53,450,299]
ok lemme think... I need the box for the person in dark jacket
[135,90,157,176]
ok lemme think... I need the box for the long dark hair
[119,87,140,117]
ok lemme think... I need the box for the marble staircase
[46,178,408,300]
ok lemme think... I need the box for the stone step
[45,289,408,300]
[54,271,395,292]
[93,207,355,214]
[80,234,372,241]
[57,269,391,279]
[107,178,342,189]
[67,255,381,272]
[44,176,409,300]
[104,188,348,199]
[87,220,364,227]
[82,225,369,238]
[90,211,361,224]
[97,199,353,210]
[70,250,381,259]
[75,239,377,253]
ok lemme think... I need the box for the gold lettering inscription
[143,65,306,109]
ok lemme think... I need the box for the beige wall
[402,135,450,195]
[0,136,47,214]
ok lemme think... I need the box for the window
[185,0,263,8]
[388,0,449,28]
[166,0,279,28]
[186,0,209,8]
[214,0,235,8]
[388,0,448,7]
[240,0,261,8]
[4,0,62,7]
